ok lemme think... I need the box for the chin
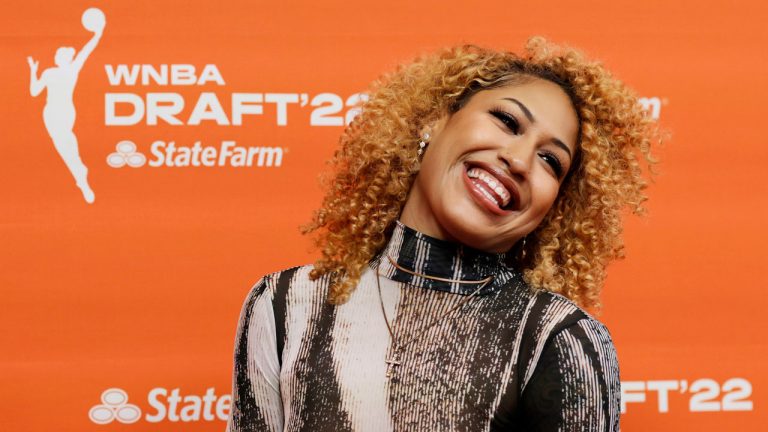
[438,206,512,253]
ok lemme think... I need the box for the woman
[227,37,656,431]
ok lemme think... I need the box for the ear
[421,114,449,142]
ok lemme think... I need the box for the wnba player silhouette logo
[27,8,105,204]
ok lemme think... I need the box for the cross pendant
[385,351,402,378]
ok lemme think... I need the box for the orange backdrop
[2,0,767,430]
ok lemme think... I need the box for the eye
[538,151,564,178]
[490,108,520,134]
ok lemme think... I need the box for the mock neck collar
[373,221,518,296]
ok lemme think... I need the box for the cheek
[418,141,459,186]
[531,178,562,217]
[415,153,442,192]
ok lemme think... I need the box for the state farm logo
[107,140,146,168]
[89,388,142,424]
[88,387,231,425]
[106,140,283,168]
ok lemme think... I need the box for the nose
[498,146,532,181]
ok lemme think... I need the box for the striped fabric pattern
[227,222,621,431]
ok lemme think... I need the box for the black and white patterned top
[227,222,621,431]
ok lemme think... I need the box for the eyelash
[489,107,565,178]
[538,151,564,177]
[490,108,520,134]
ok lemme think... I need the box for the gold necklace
[386,255,493,285]
[375,258,493,379]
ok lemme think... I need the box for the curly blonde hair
[303,37,658,310]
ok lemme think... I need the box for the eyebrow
[502,97,573,159]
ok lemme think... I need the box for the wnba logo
[27,7,105,204]
[88,388,142,424]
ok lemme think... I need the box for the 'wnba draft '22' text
[103,63,369,169]
[621,377,753,414]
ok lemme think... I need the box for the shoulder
[538,294,618,376]
[526,289,611,340]
[239,264,331,313]
[520,289,619,385]
[244,263,325,297]
[235,264,333,363]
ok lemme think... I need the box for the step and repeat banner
[2,0,766,430]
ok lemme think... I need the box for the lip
[462,161,522,215]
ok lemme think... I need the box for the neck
[399,184,455,242]
[373,221,519,296]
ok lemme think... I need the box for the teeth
[478,185,498,204]
[467,167,511,207]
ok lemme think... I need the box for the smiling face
[399,77,580,253]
